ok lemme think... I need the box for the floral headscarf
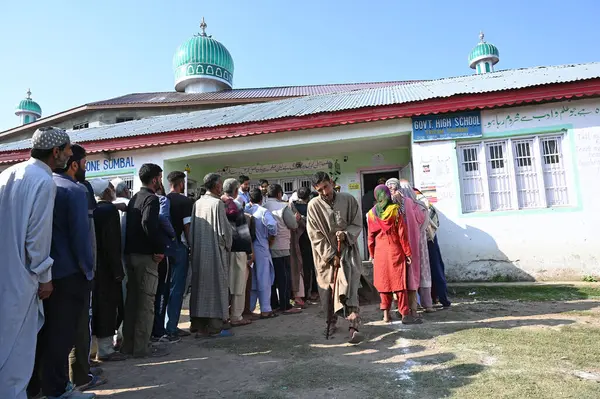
[367,185,401,233]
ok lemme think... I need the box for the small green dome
[173,19,234,91]
[468,32,499,69]
[15,90,42,117]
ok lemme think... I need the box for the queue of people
[0,126,451,399]
[367,178,451,324]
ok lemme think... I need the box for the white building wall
[412,98,600,281]
[84,119,412,192]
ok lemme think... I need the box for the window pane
[280,180,295,194]
[300,179,312,188]
[540,136,569,206]
[462,148,479,172]
[458,144,485,212]
[485,141,512,210]
[512,139,541,208]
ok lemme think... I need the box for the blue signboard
[412,111,483,142]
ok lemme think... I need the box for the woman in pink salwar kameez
[386,178,432,317]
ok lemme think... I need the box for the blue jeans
[428,235,451,307]
[165,242,189,334]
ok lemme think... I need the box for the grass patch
[269,360,486,399]
[437,326,600,398]
[438,325,600,369]
[490,274,518,283]
[566,310,600,318]
[449,285,600,301]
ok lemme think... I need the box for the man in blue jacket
[28,144,96,399]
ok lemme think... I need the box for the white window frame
[457,134,571,213]
[248,176,314,195]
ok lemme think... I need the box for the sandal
[402,315,423,325]
[231,318,252,327]
[259,312,279,319]
[96,351,128,362]
[348,330,364,344]
[293,299,306,309]
[77,374,108,391]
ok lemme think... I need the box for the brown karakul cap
[31,126,71,150]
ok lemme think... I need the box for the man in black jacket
[121,163,168,358]
[90,179,128,362]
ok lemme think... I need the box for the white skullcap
[111,177,127,194]
[31,126,71,150]
[288,191,298,204]
[89,178,110,197]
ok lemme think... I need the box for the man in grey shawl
[307,172,364,343]
[189,173,233,337]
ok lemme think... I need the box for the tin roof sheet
[89,81,413,105]
[2,63,599,153]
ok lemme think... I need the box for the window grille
[457,134,570,212]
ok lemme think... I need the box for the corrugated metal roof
[89,81,413,105]
[2,63,599,153]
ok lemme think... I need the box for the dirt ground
[89,293,600,399]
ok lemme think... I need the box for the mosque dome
[468,32,500,74]
[173,18,235,93]
[15,89,42,125]
[16,89,42,117]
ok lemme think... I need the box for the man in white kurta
[0,127,72,399]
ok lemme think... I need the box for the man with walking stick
[307,172,364,343]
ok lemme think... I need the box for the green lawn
[449,284,600,302]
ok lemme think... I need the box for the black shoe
[176,328,191,337]
[165,334,182,343]
[151,334,181,344]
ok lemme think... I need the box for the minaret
[15,89,42,125]
[468,32,500,75]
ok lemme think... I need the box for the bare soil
[89,295,600,398]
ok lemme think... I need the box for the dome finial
[26,88,32,99]
[200,17,207,37]
[479,31,485,43]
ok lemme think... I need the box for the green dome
[173,20,234,91]
[468,33,499,69]
[15,90,42,117]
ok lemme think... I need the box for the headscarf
[368,185,400,231]
[399,180,427,210]
[373,185,391,218]
[385,178,405,215]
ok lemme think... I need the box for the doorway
[361,171,400,202]
[359,169,400,260]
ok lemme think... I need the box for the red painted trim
[2,79,600,165]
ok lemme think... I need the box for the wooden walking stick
[326,238,342,340]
